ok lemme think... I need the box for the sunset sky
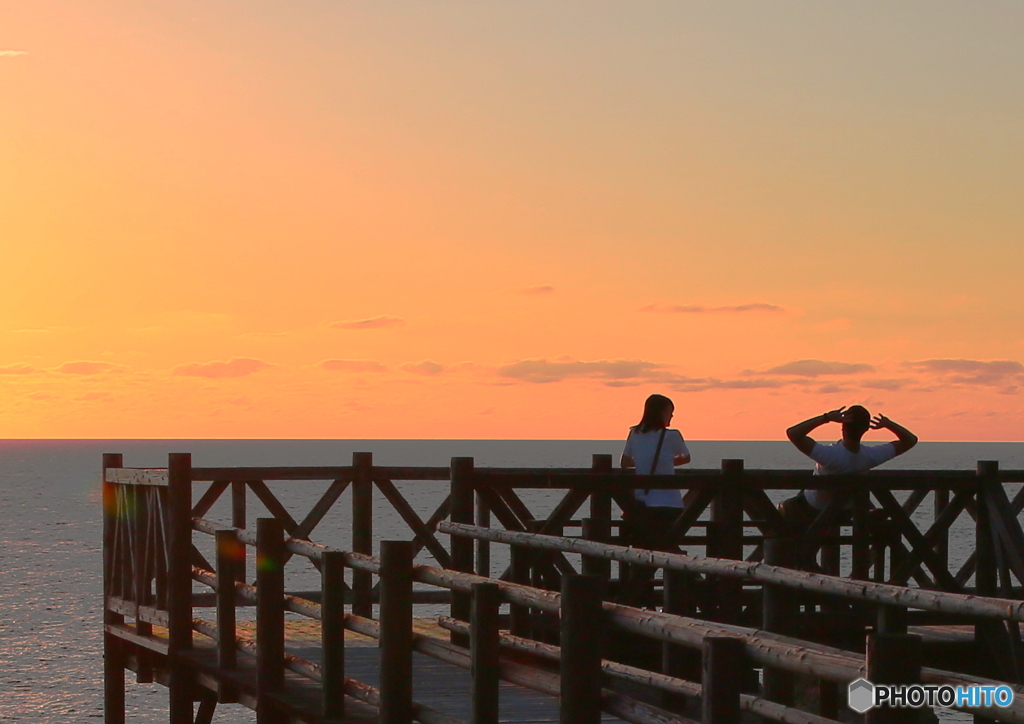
[2,2,1022,440]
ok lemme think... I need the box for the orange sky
[2,3,1023,440]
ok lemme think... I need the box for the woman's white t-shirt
[623,428,690,508]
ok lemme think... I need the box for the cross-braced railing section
[446,458,1024,598]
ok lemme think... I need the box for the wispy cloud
[696,378,787,390]
[329,316,405,330]
[0,50,28,57]
[517,285,555,296]
[907,359,1024,376]
[400,360,445,376]
[173,357,273,379]
[906,359,1024,391]
[760,359,875,377]
[0,363,39,375]
[498,358,665,384]
[320,359,387,373]
[56,361,125,375]
[642,303,784,314]
[859,378,911,391]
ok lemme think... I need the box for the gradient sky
[2,2,1023,440]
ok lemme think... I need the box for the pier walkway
[101,453,1024,723]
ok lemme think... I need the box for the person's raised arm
[871,414,918,455]
[787,407,846,456]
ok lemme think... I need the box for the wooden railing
[101,452,1024,724]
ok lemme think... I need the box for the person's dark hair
[634,394,674,433]
[843,405,871,437]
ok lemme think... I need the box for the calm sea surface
[3,439,1023,723]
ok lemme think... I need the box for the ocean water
[2,439,1023,723]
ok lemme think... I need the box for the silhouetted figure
[620,394,691,551]
[780,406,918,574]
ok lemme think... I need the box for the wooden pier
[102,453,1024,723]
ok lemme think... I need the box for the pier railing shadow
[101,452,1024,724]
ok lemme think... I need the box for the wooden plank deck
[293,647,631,723]
[185,618,635,723]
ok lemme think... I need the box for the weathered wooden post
[215,529,240,704]
[702,637,745,724]
[934,486,950,571]
[321,550,346,718]
[663,566,697,712]
[168,453,194,724]
[975,460,1004,720]
[231,481,247,584]
[476,493,491,578]
[877,604,907,635]
[581,518,611,579]
[379,540,414,724]
[352,452,374,618]
[131,479,154,685]
[560,575,605,724]
[976,462,998,598]
[450,457,475,646]
[710,460,745,622]
[590,453,613,530]
[256,517,286,724]
[865,633,921,724]
[471,582,501,724]
[762,536,797,708]
[103,453,125,724]
[852,492,872,580]
[509,543,531,637]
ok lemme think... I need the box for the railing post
[167,453,194,724]
[379,540,414,724]
[851,492,872,580]
[215,530,239,688]
[231,481,247,584]
[590,453,613,530]
[762,536,797,708]
[509,543,531,637]
[866,633,921,724]
[663,566,698,712]
[976,462,999,597]
[103,453,125,724]
[560,574,605,724]
[352,452,374,618]
[321,550,346,719]
[710,459,744,622]
[450,457,475,646]
[974,460,1005,713]
[131,479,154,685]
[702,637,745,724]
[256,517,285,724]
[215,530,239,705]
[581,518,611,579]
[476,493,491,578]
[471,582,501,724]
[934,486,950,571]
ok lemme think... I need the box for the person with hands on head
[785,405,918,514]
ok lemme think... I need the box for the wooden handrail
[441,521,1024,622]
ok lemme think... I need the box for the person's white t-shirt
[623,428,690,508]
[803,440,898,510]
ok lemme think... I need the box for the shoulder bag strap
[643,428,668,501]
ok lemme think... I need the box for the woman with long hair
[619,394,691,605]
[621,393,691,507]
